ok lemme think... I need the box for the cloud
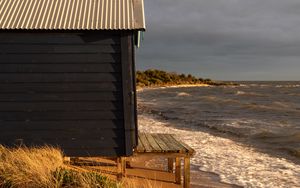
[137,0,300,80]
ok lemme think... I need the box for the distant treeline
[136,69,232,87]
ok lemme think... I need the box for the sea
[137,81,300,188]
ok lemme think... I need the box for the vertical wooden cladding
[0,31,134,157]
[121,31,137,156]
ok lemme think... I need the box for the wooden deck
[136,133,195,156]
[68,133,195,188]
[133,133,195,188]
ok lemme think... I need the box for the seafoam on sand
[138,113,300,188]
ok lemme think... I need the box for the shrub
[136,69,209,87]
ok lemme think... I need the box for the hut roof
[0,0,145,30]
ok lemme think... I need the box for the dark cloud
[136,0,300,80]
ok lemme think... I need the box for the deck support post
[121,157,126,176]
[70,157,80,165]
[117,157,127,180]
[168,158,174,172]
[117,158,121,179]
[184,157,190,188]
[175,157,181,184]
[63,157,71,164]
[135,133,194,186]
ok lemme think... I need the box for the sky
[136,0,300,81]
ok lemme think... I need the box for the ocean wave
[276,84,300,88]
[176,92,191,97]
[242,101,299,113]
[288,93,300,97]
[272,101,292,108]
[285,148,300,158]
[248,84,270,87]
[200,96,241,104]
[236,90,246,95]
[138,113,300,188]
[254,130,300,140]
[235,90,267,97]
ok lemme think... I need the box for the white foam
[176,92,191,97]
[276,85,300,88]
[236,91,246,95]
[138,114,300,188]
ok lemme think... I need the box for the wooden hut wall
[0,31,137,157]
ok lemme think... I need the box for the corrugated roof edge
[0,28,145,31]
[0,0,146,31]
[133,0,146,30]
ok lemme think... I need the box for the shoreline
[138,112,242,188]
[137,83,212,92]
[137,88,300,187]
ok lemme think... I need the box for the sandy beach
[136,84,211,92]
[137,85,300,188]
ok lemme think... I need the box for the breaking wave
[138,81,300,187]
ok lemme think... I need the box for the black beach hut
[0,0,145,157]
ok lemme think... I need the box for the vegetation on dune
[136,69,233,87]
[0,146,118,188]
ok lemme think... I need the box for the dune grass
[0,145,118,188]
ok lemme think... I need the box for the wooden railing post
[168,158,174,172]
[184,157,190,188]
[175,157,181,184]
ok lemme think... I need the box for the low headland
[136,69,237,89]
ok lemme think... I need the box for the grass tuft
[0,146,118,188]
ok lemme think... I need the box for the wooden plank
[165,134,187,153]
[0,44,121,53]
[63,148,125,157]
[138,133,153,152]
[0,54,120,64]
[121,32,135,156]
[145,134,161,152]
[0,64,121,73]
[0,73,121,83]
[170,135,195,155]
[0,83,122,93]
[136,137,145,152]
[126,168,175,183]
[0,111,122,121]
[0,92,121,102]
[0,129,124,141]
[1,123,124,133]
[82,166,118,177]
[151,134,169,152]
[78,157,117,165]
[157,134,179,152]
[133,152,187,158]
[0,138,124,149]
[0,33,120,44]
[131,41,138,147]
[0,120,124,129]
[0,101,122,112]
